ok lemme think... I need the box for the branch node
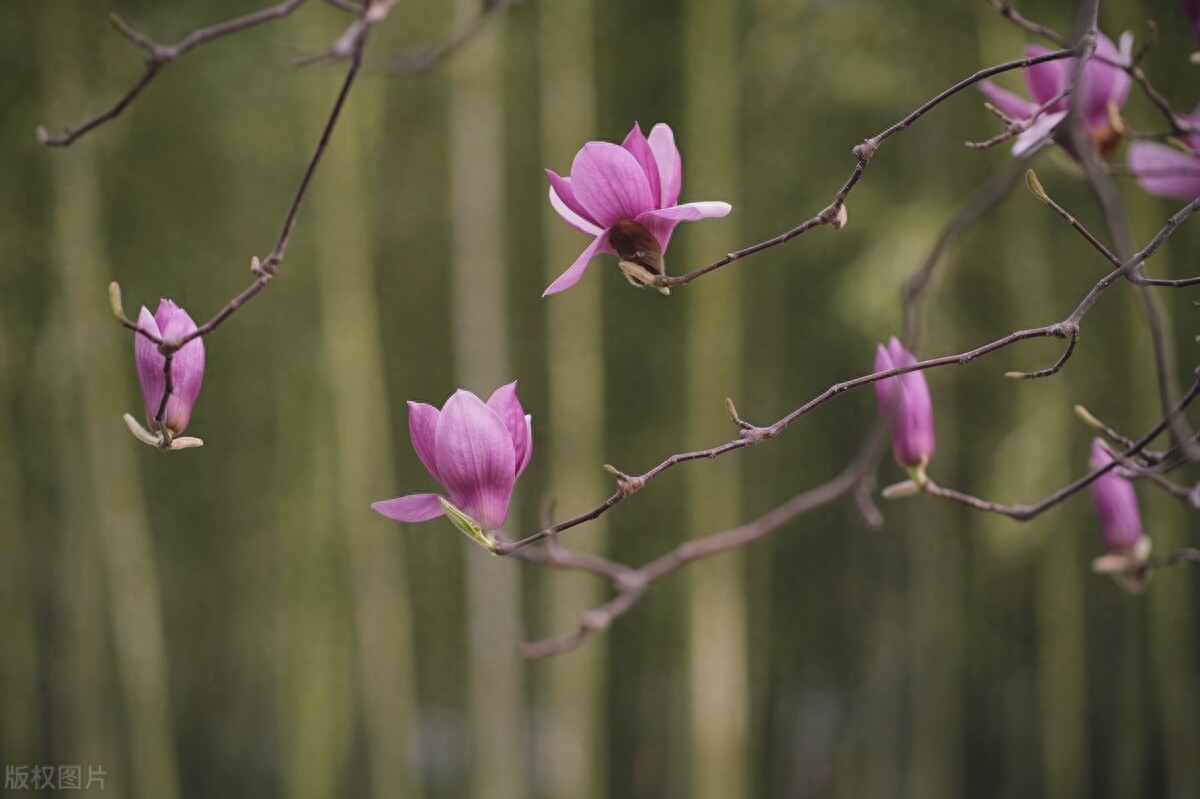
[603,464,645,496]
[852,139,878,161]
[614,571,647,593]
[579,609,611,633]
[832,203,849,230]
[740,425,774,444]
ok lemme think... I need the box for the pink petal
[371,493,447,523]
[519,415,533,477]
[1127,141,1200,199]
[570,142,656,227]
[546,170,603,236]
[635,201,732,253]
[621,123,663,210]
[873,343,896,410]
[1023,44,1068,108]
[135,306,164,426]
[875,338,934,468]
[1089,441,1144,551]
[979,80,1035,121]
[1011,110,1065,156]
[1184,103,1200,153]
[156,300,204,434]
[1081,33,1131,130]
[434,390,517,531]
[543,232,614,296]
[648,123,682,207]
[408,401,442,481]
[486,381,532,476]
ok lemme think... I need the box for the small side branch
[39,0,310,146]
[656,49,1073,289]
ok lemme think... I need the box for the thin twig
[498,199,1200,555]
[655,48,1074,289]
[923,371,1200,519]
[38,0,310,146]
[375,0,519,76]
[1102,443,1200,509]
[520,435,884,658]
[966,86,1072,150]
[177,37,367,347]
[990,0,1200,137]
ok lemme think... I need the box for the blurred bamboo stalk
[0,324,42,766]
[40,6,180,798]
[308,18,424,799]
[265,22,353,799]
[535,0,608,796]
[448,1,527,796]
[904,496,966,798]
[683,0,748,796]
[1138,285,1200,795]
[986,219,1088,798]
[0,58,37,752]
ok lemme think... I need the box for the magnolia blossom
[372,383,532,539]
[873,337,935,470]
[979,32,1132,156]
[1127,104,1200,199]
[133,299,205,436]
[1088,440,1148,555]
[543,122,731,296]
[1088,440,1151,589]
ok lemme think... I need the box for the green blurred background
[3,0,1199,796]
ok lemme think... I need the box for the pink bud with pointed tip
[1088,439,1146,554]
[134,299,205,434]
[873,337,935,469]
[543,122,732,296]
[372,382,533,533]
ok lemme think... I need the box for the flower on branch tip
[979,31,1132,157]
[1126,103,1200,199]
[127,299,205,449]
[1088,440,1151,589]
[873,337,935,471]
[1088,440,1150,556]
[542,122,732,296]
[371,383,532,546]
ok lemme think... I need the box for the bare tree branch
[38,0,310,146]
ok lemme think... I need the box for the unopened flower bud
[132,299,205,438]
[873,337,936,469]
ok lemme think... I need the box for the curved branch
[39,0,310,146]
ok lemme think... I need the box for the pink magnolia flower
[873,337,935,470]
[979,32,1132,156]
[1088,440,1151,590]
[1127,104,1200,199]
[134,299,205,435]
[372,383,532,539]
[1088,440,1147,555]
[543,122,731,296]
